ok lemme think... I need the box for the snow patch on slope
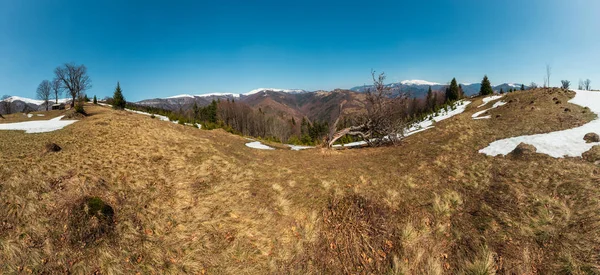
[0,115,77,133]
[478,95,504,108]
[472,101,507,119]
[479,90,600,158]
[245,141,275,150]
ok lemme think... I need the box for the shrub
[74,102,86,115]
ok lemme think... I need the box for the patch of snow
[472,101,506,119]
[461,82,473,86]
[332,141,367,148]
[406,100,471,134]
[400,80,441,86]
[124,108,172,122]
[478,95,503,108]
[244,88,306,96]
[0,115,77,133]
[473,116,491,120]
[27,114,33,118]
[37,114,45,117]
[507,83,520,88]
[287,144,314,151]
[479,90,600,158]
[245,141,275,150]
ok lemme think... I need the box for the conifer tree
[93,95,97,104]
[426,86,433,111]
[446,78,460,101]
[112,82,126,110]
[521,84,525,91]
[479,75,493,96]
[500,88,504,94]
[458,84,464,98]
[192,101,200,121]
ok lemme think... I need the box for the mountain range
[2,81,526,121]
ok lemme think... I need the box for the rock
[552,97,558,101]
[584,133,600,143]
[564,108,571,112]
[510,143,537,157]
[44,143,61,152]
[583,145,600,163]
[495,114,501,118]
[555,100,562,104]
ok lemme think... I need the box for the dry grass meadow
[1,88,600,274]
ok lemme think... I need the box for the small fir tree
[112,82,126,110]
[93,95,97,104]
[479,75,493,96]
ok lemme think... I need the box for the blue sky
[1,0,599,101]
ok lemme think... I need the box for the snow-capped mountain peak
[196,93,240,98]
[244,88,307,96]
[3,96,70,105]
[400,80,441,86]
[166,94,195,99]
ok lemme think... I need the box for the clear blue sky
[1,0,599,101]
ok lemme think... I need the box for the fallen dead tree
[327,71,410,148]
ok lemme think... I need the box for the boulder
[584,133,600,143]
[582,145,600,163]
[44,143,62,152]
[510,143,537,157]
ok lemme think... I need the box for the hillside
[1,88,600,274]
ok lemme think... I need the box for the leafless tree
[51,78,63,104]
[561,80,570,89]
[584,79,592,91]
[54,63,92,107]
[543,77,548,88]
[545,64,552,88]
[327,71,409,147]
[579,79,584,90]
[36,80,52,111]
[1,95,11,115]
[530,82,538,89]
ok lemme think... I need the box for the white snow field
[245,141,275,150]
[0,115,77,133]
[480,90,600,158]
[472,101,507,120]
[477,95,503,108]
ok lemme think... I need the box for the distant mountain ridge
[350,80,527,98]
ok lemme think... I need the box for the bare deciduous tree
[51,78,63,104]
[545,64,552,88]
[530,82,538,89]
[579,79,584,90]
[36,80,52,111]
[327,71,409,147]
[584,79,592,91]
[561,80,570,89]
[54,63,92,107]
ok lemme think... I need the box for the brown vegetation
[1,89,599,274]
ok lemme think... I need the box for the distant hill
[0,96,71,114]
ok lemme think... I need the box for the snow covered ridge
[479,90,600,158]
[244,88,307,96]
[400,80,441,86]
[0,115,77,133]
[2,96,71,105]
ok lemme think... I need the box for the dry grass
[1,89,600,274]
